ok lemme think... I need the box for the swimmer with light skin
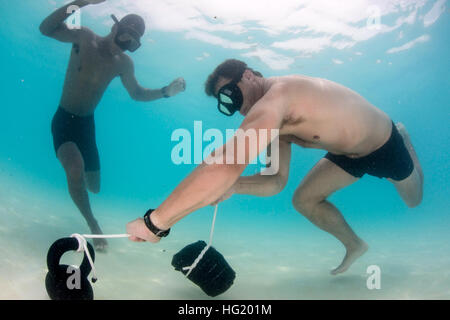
[127,59,423,275]
[40,0,186,252]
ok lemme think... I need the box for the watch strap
[143,209,170,237]
[161,86,170,98]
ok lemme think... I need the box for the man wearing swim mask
[127,59,423,276]
[40,0,186,252]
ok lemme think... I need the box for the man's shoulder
[117,53,134,72]
[263,81,291,103]
[77,26,96,41]
[121,53,133,64]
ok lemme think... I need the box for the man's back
[270,75,392,157]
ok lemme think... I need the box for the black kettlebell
[45,237,95,300]
[172,240,236,297]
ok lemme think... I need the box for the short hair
[204,59,263,97]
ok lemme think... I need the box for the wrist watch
[161,86,170,98]
[143,209,171,237]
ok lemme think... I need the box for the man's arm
[230,139,292,197]
[39,0,102,42]
[120,57,166,101]
[210,139,291,205]
[120,57,186,102]
[126,84,288,242]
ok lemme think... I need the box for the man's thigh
[388,167,422,207]
[56,142,85,175]
[294,158,359,201]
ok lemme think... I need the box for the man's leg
[57,142,107,251]
[85,171,100,194]
[292,158,367,275]
[388,123,424,208]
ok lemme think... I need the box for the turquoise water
[0,0,449,299]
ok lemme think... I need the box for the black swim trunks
[325,121,414,181]
[51,107,100,172]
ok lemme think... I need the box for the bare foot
[89,221,108,253]
[396,122,424,181]
[331,240,368,275]
[395,122,406,133]
[396,122,411,148]
[93,238,108,253]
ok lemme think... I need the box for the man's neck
[98,34,122,57]
[259,77,273,97]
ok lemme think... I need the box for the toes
[396,122,406,131]
[95,245,108,253]
[95,243,107,250]
[94,240,108,253]
[330,265,346,276]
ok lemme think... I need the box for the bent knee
[85,172,100,194]
[87,183,100,194]
[398,176,423,208]
[405,192,423,208]
[292,191,323,215]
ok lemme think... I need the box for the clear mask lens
[118,33,134,42]
[127,39,141,52]
[218,103,233,115]
[219,93,233,104]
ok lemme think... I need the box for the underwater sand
[0,168,449,300]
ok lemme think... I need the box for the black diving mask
[111,14,142,52]
[217,81,243,116]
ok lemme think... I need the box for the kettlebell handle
[46,237,95,277]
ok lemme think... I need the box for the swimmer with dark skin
[40,0,186,251]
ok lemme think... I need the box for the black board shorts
[51,107,100,172]
[325,121,414,181]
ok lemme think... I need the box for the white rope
[81,234,130,239]
[68,204,220,281]
[70,233,130,282]
[182,204,219,277]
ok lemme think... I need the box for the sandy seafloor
[0,166,449,300]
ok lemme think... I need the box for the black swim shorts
[324,121,414,181]
[51,107,100,172]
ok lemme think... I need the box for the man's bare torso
[59,30,125,116]
[268,75,392,158]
